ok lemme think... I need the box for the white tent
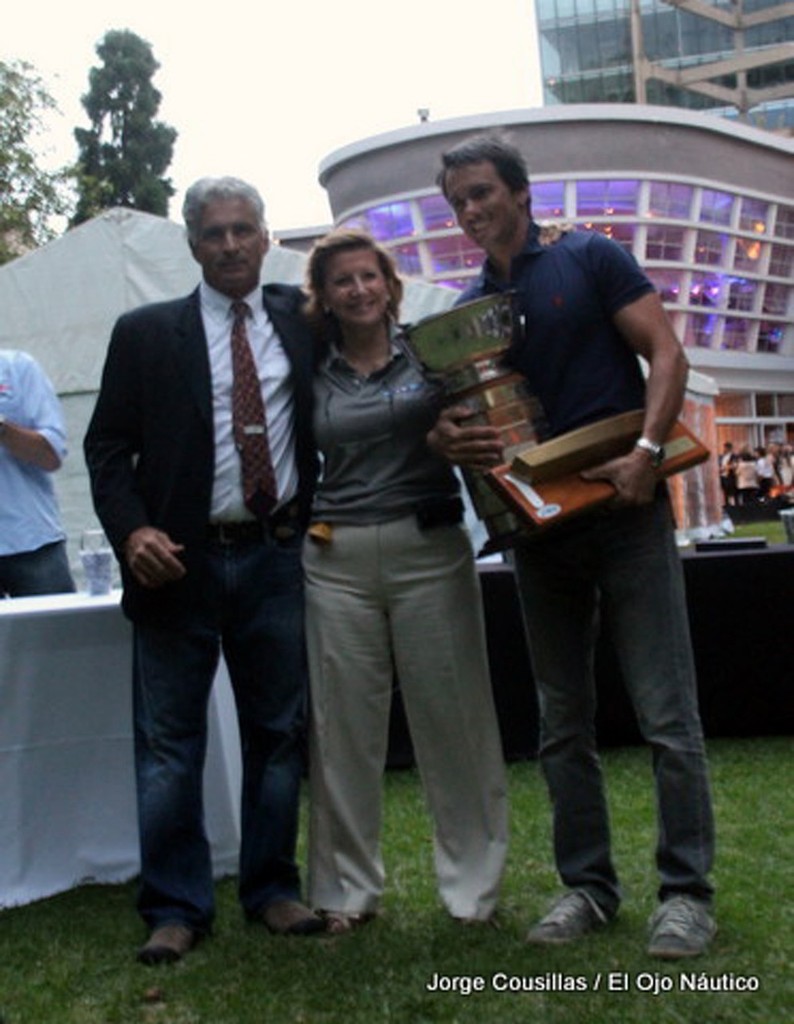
[2,209,203,396]
[0,209,458,578]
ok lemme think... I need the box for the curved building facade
[319,105,794,456]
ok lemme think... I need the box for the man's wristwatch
[635,436,665,468]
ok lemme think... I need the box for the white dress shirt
[200,281,298,522]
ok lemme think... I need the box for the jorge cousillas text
[425,971,761,996]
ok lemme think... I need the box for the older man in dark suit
[85,177,322,964]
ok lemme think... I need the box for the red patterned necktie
[230,300,277,518]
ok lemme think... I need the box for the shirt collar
[477,221,543,290]
[199,280,264,319]
[324,328,404,373]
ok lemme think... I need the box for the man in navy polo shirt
[430,133,716,960]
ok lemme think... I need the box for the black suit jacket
[84,283,318,624]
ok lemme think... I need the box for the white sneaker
[526,890,608,945]
[647,895,716,959]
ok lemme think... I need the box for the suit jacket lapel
[262,286,310,371]
[173,289,213,426]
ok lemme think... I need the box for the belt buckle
[215,522,238,545]
[273,524,297,541]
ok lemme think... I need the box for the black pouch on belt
[414,495,465,530]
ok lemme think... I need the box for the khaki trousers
[304,515,508,920]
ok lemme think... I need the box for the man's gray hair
[182,176,267,245]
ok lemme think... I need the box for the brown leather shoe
[260,900,325,936]
[137,923,199,965]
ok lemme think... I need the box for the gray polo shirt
[311,337,459,524]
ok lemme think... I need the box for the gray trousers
[512,495,715,916]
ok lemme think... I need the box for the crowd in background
[719,440,794,509]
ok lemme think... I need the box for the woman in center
[303,229,508,933]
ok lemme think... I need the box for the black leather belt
[207,501,300,545]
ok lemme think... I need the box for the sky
[4,0,542,233]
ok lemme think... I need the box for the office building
[538,0,794,132]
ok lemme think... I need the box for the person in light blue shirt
[0,349,75,597]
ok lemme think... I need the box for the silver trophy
[404,293,545,552]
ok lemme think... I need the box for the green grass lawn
[1,738,791,1023]
[728,518,787,545]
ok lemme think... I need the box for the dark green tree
[71,30,177,225]
[0,59,72,264]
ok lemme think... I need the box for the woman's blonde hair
[305,229,404,348]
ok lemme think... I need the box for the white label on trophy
[505,473,562,519]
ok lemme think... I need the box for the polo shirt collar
[477,221,543,291]
[325,327,404,374]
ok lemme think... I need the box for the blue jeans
[132,533,307,933]
[0,540,75,597]
[511,495,715,916]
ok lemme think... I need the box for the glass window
[684,312,719,348]
[364,202,415,241]
[532,181,566,220]
[778,394,794,417]
[689,272,724,308]
[694,230,730,267]
[576,179,639,217]
[699,189,733,226]
[646,225,685,261]
[717,393,754,417]
[738,197,770,235]
[756,393,775,416]
[418,194,456,232]
[762,283,790,316]
[722,318,750,351]
[426,235,484,275]
[586,222,635,252]
[757,323,783,354]
[648,182,693,220]
[733,236,763,271]
[391,243,423,278]
[647,269,683,303]
[775,206,794,240]
[727,278,757,312]
[769,244,794,278]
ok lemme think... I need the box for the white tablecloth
[0,591,242,908]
